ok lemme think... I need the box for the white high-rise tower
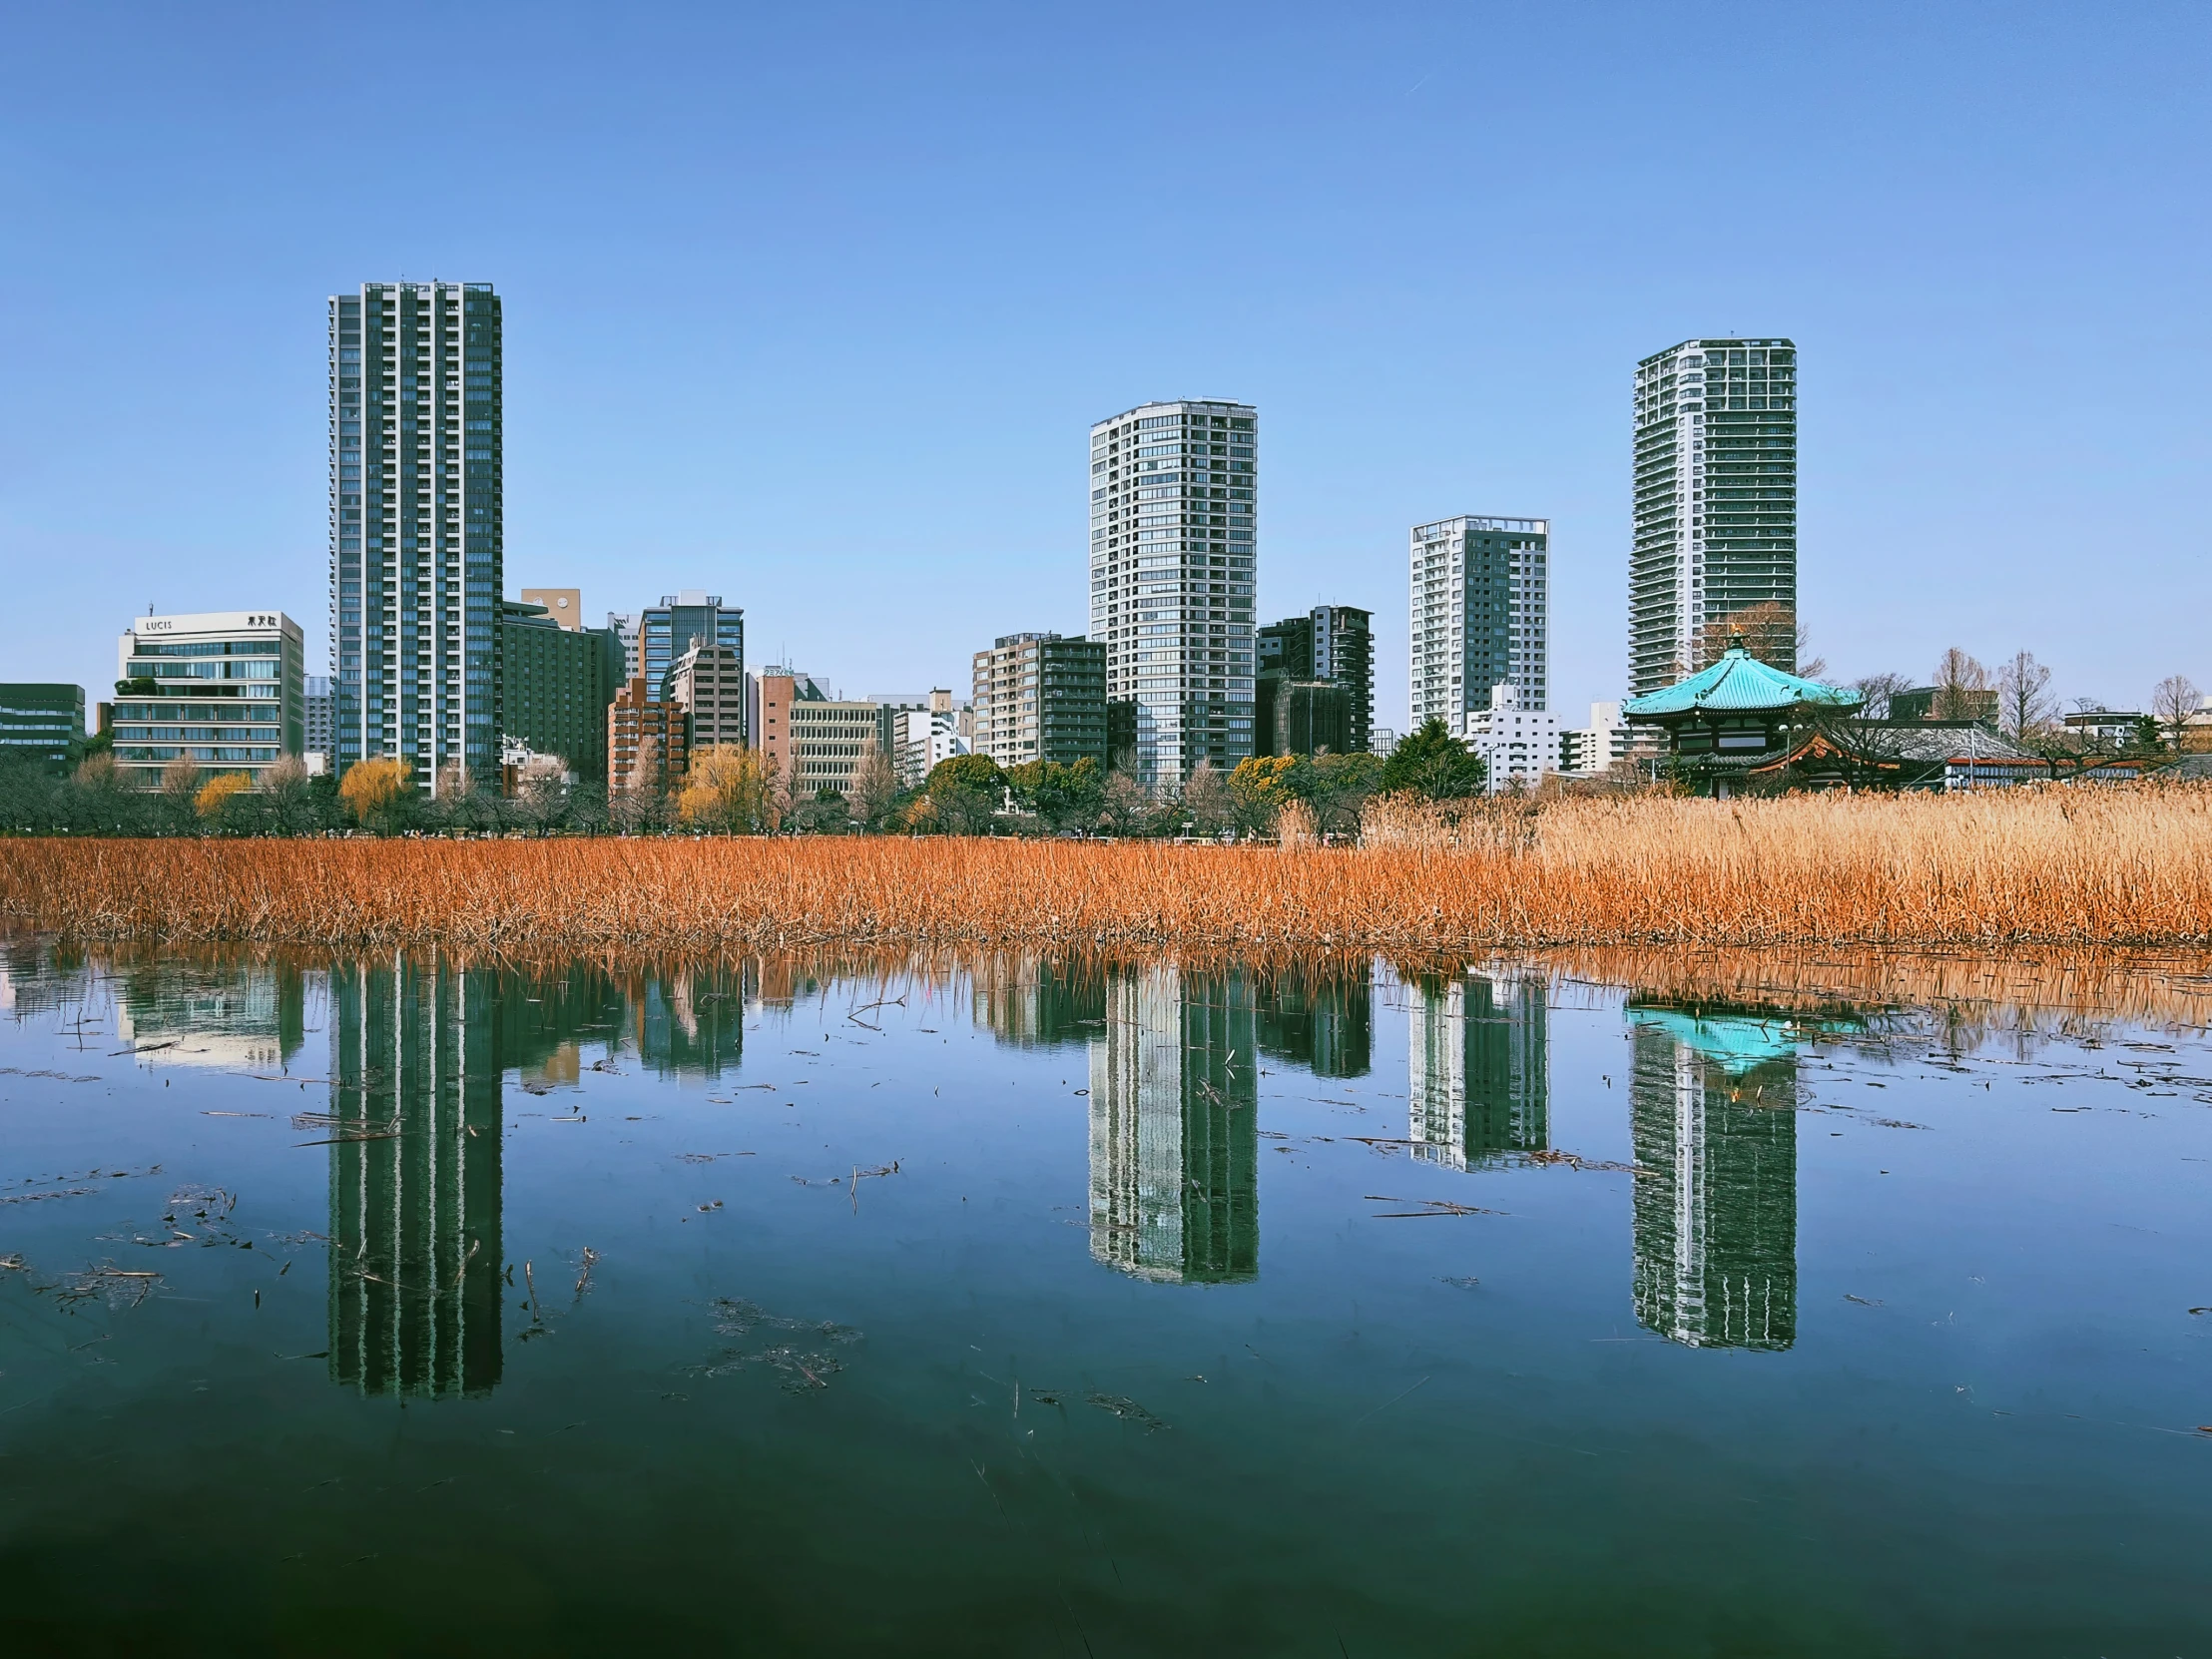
[1407,515,1550,737]
[1088,400,1258,786]
[1629,338,1797,698]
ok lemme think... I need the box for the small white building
[894,691,970,788]
[1461,682,1559,793]
[1560,700,1633,775]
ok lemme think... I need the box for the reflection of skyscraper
[971,956,1107,1049]
[111,951,310,1072]
[622,963,750,1079]
[327,954,505,1398]
[1256,965,1373,1079]
[1627,1003,1801,1351]
[1408,970,1547,1169]
[1088,966,1258,1284]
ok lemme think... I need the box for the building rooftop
[1624,645,1861,720]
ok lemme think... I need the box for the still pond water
[1,941,2209,1656]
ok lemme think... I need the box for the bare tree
[1097,770,1150,837]
[1182,762,1234,837]
[847,742,901,832]
[2152,674,2202,753]
[1931,648,1989,721]
[1852,672,1912,721]
[1696,602,1816,675]
[1995,651,2056,743]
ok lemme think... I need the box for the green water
[1,942,2208,1656]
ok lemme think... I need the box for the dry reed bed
[6,785,2211,951]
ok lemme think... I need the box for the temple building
[1621,636,1860,797]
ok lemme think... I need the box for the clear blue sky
[2,1,2205,726]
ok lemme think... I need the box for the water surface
[2,941,2209,1655]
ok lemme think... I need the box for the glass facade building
[328,280,503,793]
[1630,338,1798,699]
[641,592,744,703]
[112,611,304,788]
[0,684,85,771]
[1408,516,1550,737]
[499,600,627,782]
[1088,400,1258,787]
[1257,605,1375,755]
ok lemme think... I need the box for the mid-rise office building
[642,593,743,701]
[501,599,626,783]
[608,677,689,794]
[788,698,892,798]
[112,612,303,788]
[1257,606,1374,754]
[892,691,970,788]
[1630,338,1798,699]
[747,668,889,798]
[327,280,503,794]
[1088,400,1258,786]
[748,667,819,785]
[0,685,86,772]
[669,642,747,751]
[1409,516,1550,738]
[972,632,1108,770]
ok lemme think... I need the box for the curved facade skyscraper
[1629,339,1797,699]
[1088,400,1258,787]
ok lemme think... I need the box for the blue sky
[2,1,2205,727]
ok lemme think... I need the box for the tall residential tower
[1629,339,1797,699]
[328,281,503,791]
[1088,400,1258,786]
[1407,516,1550,737]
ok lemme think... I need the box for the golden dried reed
[4,784,2211,952]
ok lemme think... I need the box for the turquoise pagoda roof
[1623,644,1863,719]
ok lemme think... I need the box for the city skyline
[4,5,2205,740]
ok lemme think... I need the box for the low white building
[1462,682,1559,793]
[1560,700,1633,775]
[894,691,969,788]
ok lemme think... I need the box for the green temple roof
[1623,644,1863,719]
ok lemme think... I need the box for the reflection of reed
[1534,946,2212,1042]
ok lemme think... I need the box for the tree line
[0,719,1493,838]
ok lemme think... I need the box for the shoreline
[6,785,2211,952]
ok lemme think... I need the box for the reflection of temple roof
[1623,645,1862,720]
[1625,1002,1859,1073]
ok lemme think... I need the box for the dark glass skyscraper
[328,280,502,792]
